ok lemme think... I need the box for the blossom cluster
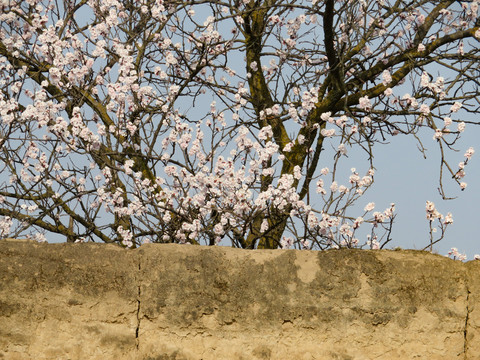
[0,0,478,255]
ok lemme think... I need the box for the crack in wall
[135,254,141,351]
[464,281,471,360]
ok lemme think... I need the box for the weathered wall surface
[1,239,479,360]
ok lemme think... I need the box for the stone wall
[1,239,479,359]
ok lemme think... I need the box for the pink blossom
[358,96,371,111]
[258,126,273,140]
[444,212,453,225]
[316,179,326,195]
[353,217,364,229]
[165,166,177,176]
[384,203,395,218]
[367,236,380,249]
[330,181,338,192]
[307,212,318,229]
[433,129,443,140]
[448,248,466,261]
[260,219,269,233]
[373,212,384,223]
[0,216,12,238]
[426,201,442,220]
[336,115,347,128]
[425,200,435,212]
[293,165,302,180]
[283,142,294,152]
[364,202,375,212]
[320,128,335,137]
[420,72,430,87]
[124,160,134,175]
[280,237,293,249]
[321,112,332,122]
[382,70,392,86]
[419,104,430,115]
[464,147,475,159]
[337,143,347,155]
[450,102,463,113]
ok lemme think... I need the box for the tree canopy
[0,0,479,249]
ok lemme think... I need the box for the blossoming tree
[0,0,479,249]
